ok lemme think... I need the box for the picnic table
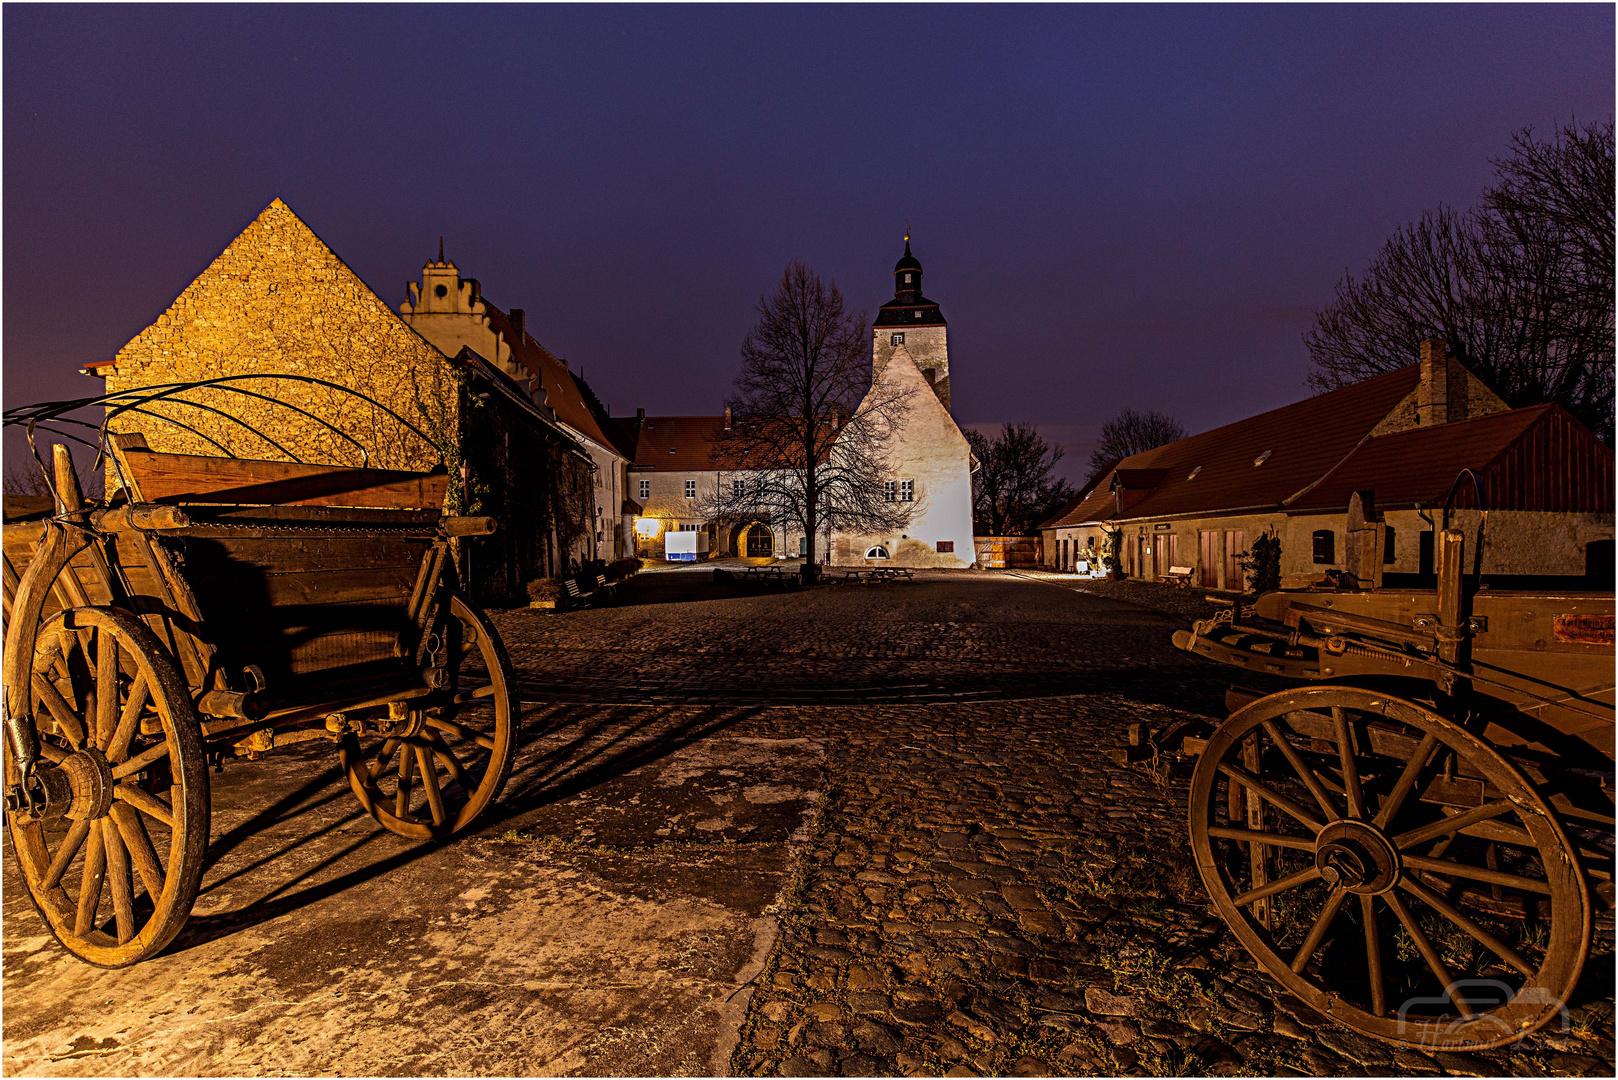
[838,567,914,584]
[739,565,796,588]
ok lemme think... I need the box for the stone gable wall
[1372,367,1509,437]
[872,325,950,412]
[105,199,456,477]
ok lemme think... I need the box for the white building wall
[834,342,975,568]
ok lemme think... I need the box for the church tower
[871,233,951,412]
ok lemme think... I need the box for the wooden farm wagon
[1171,504,1613,1050]
[3,382,519,968]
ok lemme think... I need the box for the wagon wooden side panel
[3,439,516,969]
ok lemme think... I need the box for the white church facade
[827,239,976,567]
[623,238,978,568]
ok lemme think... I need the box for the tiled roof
[1051,364,1422,525]
[1038,462,1116,530]
[1289,404,1613,514]
[627,415,731,471]
[480,304,616,454]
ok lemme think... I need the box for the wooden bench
[594,573,621,603]
[563,578,596,607]
[1164,565,1196,588]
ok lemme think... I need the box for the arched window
[865,546,889,560]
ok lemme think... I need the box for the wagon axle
[3,747,115,825]
[1315,819,1400,895]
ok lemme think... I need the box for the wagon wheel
[1189,685,1590,1051]
[340,593,517,840]
[4,607,209,968]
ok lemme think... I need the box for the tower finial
[904,222,910,244]
[438,236,444,263]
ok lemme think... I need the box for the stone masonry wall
[104,199,456,480]
[872,325,950,413]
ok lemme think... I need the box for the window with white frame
[899,479,914,502]
[732,477,744,497]
[891,332,904,345]
[866,546,889,559]
[684,479,696,499]
[884,480,897,502]
[638,479,650,500]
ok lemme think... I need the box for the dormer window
[914,311,922,319]
[891,333,904,345]
[1253,450,1272,467]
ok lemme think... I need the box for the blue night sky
[5,4,1612,479]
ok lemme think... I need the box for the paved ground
[4,569,1614,1076]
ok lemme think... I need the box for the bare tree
[1306,120,1614,443]
[966,423,1076,536]
[1087,408,1187,477]
[706,262,913,581]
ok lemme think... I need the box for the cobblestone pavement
[492,571,1615,1078]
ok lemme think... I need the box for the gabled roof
[1059,364,1422,525]
[479,303,616,454]
[1287,403,1613,514]
[626,415,731,471]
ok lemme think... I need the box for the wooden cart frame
[1170,505,1613,1051]
[4,384,519,968]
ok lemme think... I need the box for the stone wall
[871,325,950,412]
[103,199,455,479]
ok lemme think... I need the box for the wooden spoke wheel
[340,593,517,840]
[4,607,209,968]
[1189,685,1590,1051]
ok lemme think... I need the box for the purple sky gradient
[5,4,1612,483]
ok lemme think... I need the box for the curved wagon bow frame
[2,387,515,968]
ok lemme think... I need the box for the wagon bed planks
[115,442,448,510]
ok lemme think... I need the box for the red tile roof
[1050,365,1421,525]
[1048,368,1612,526]
[480,304,616,453]
[1289,404,1613,514]
[628,415,731,471]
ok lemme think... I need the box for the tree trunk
[802,484,820,584]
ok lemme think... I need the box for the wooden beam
[116,445,448,510]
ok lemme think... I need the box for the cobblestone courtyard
[497,568,1615,1077]
[4,569,1612,1076]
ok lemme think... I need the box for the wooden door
[1199,531,1218,587]
[1224,530,1246,591]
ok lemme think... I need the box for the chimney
[724,406,732,430]
[636,408,645,423]
[510,309,525,340]
[1417,338,1468,426]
